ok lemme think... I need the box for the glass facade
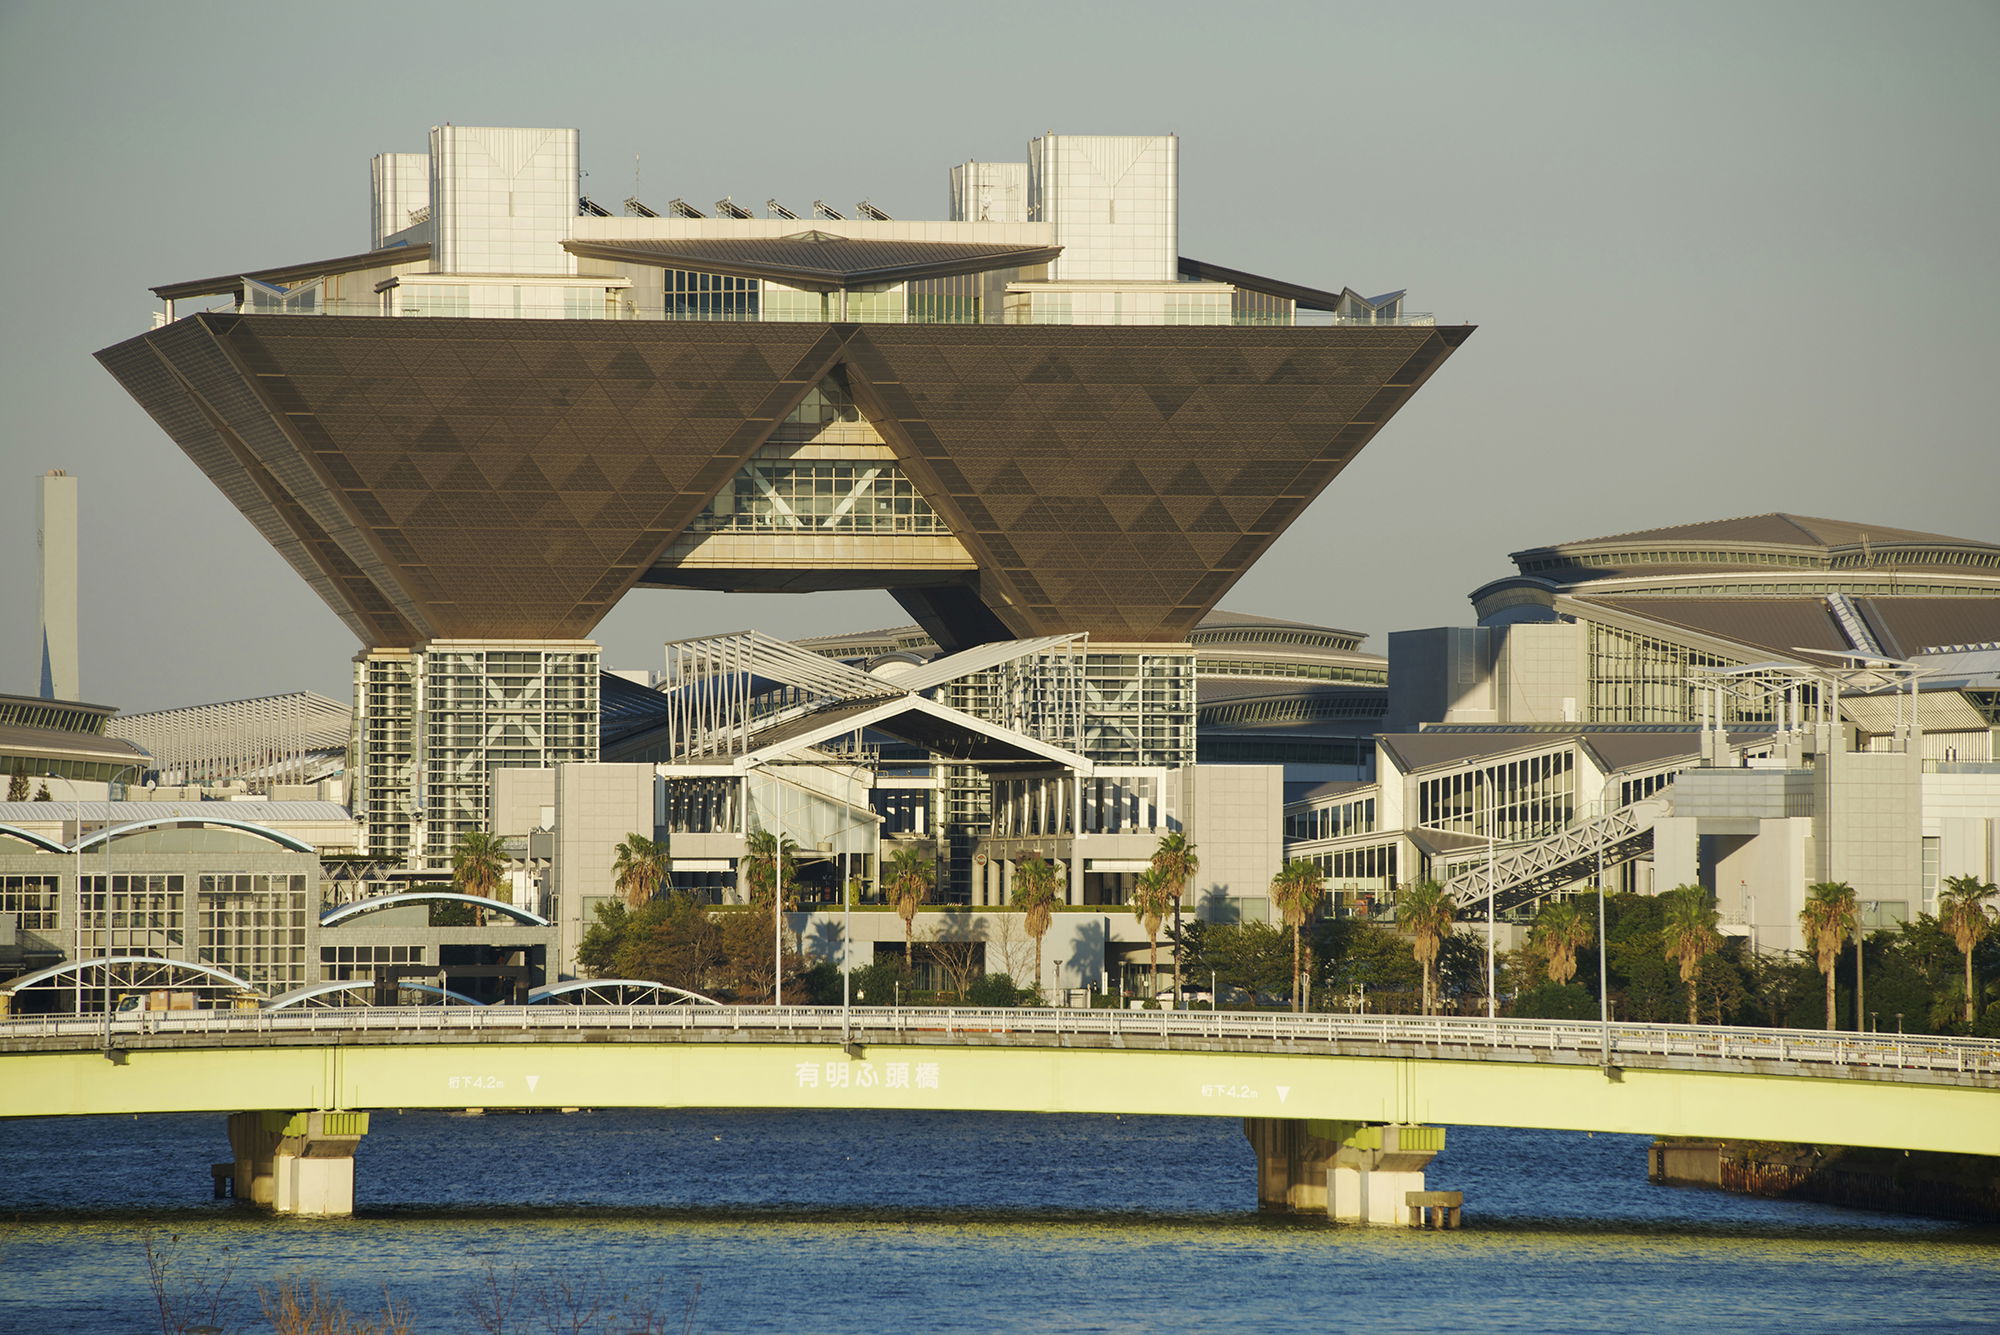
[197,872,311,992]
[0,874,60,930]
[1285,796,1377,843]
[691,459,946,535]
[1416,749,1576,841]
[1586,624,1806,725]
[666,269,759,320]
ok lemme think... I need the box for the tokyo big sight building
[97,125,1469,881]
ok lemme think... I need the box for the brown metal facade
[97,315,1470,649]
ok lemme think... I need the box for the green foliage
[885,843,937,943]
[6,767,28,802]
[1513,981,1598,1020]
[1316,918,1423,1001]
[1010,854,1063,993]
[848,959,908,1005]
[796,959,843,1006]
[428,898,477,927]
[967,972,1030,1006]
[1187,920,1293,1003]
[451,831,510,903]
[577,901,629,977]
[611,833,668,909]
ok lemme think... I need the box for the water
[2,1109,1995,1333]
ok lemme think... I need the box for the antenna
[715,197,754,219]
[812,200,845,220]
[856,201,891,221]
[766,199,799,220]
[668,198,707,219]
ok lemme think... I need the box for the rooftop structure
[98,123,1467,654]
[106,690,350,792]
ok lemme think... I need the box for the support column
[226,1111,369,1216]
[1244,1119,1453,1226]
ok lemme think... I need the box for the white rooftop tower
[38,470,78,701]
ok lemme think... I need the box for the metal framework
[106,691,350,791]
[0,955,257,1015]
[319,892,550,928]
[526,980,721,1006]
[660,629,899,760]
[1440,799,1669,913]
[264,980,485,1009]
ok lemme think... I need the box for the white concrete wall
[1496,621,1587,725]
[37,472,78,701]
[371,151,431,249]
[492,767,555,838]
[553,764,656,974]
[1181,765,1284,923]
[430,125,577,276]
[1815,749,1922,920]
[1029,133,1177,282]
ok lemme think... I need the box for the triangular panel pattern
[101,316,1468,648]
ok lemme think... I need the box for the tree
[1938,874,1999,1028]
[611,833,668,910]
[883,842,936,962]
[1010,854,1063,997]
[1149,832,1199,1003]
[33,783,52,802]
[1396,880,1457,1016]
[741,829,800,909]
[1800,881,1859,1031]
[1191,920,1296,1004]
[1660,885,1723,1025]
[1131,866,1171,998]
[1529,899,1594,986]
[6,767,28,802]
[1268,859,1324,1012]
[451,831,510,933]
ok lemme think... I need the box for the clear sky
[2,0,1995,713]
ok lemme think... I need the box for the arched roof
[0,823,67,853]
[320,891,551,927]
[264,979,486,1009]
[0,954,256,994]
[73,815,314,854]
[527,979,721,1006]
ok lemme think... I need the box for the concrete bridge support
[1244,1118,1449,1226]
[225,1111,369,1216]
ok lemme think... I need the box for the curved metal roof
[0,822,67,853]
[0,954,256,994]
[562,235,1063,291]
[73,815,314,854]
[526,979,721,1006]
[264,979,486,1009]
[320,891,551,927]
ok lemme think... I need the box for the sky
[1,0,1995,713]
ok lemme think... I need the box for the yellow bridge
[6,1007,1996,1221]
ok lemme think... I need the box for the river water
[1,1109,1995,1333]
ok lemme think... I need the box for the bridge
[5,1006,1995,1222]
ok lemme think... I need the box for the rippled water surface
[2,1109,1995,1333]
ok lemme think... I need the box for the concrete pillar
[227,1111,369,1216]
[1243,1118,1448,1226]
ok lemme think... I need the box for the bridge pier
[225,1111,369,1216]
[1244,1118,1451,1226]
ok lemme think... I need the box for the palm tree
[1530,899,1593,986]
[452,831,510,928]
[1660,885,1724,1025]
[1938,874,1998,1028]
[1268,859,1324,1013]
[885,843,936,961]
[742,829,799,908]
[1011,855,1063,997]
[1800,881,1858,1031]
[1397,880,1457,1016]
[611,833,669,910]
[1131,866,1171,999]
[1149,833,1199,1003]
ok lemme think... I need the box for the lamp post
[1484,784,1497,1020]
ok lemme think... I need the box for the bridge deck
[5,1009,1996,1157]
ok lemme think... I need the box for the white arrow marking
[1276,1086,1290,1104]
[525,1075,541,1093]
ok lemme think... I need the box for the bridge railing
[4,1005,1996,1081]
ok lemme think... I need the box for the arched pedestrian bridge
[4,1007,1995,1219]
